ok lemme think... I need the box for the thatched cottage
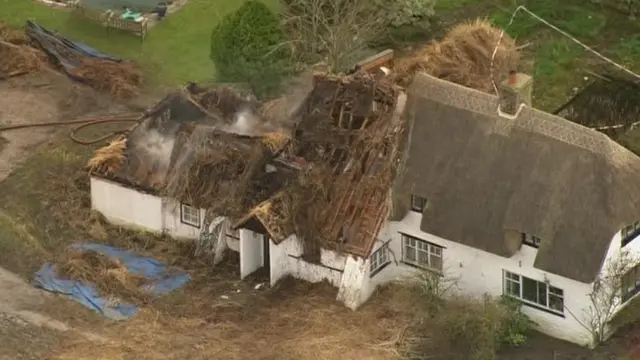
[89,72,640,348]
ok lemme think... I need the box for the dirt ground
[0,73,129,182]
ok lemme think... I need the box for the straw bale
[87,137,127,175]
[0,40,47,78]
[393,19,519,93]
[261,132,289,151]
[0,22,29,45]
[56,249,151,304]
[70,58,143,99]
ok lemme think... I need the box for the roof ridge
[409,73,639,165]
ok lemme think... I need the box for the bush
[402,292,534,360]
[210,1,291,99]
[374,0,436,28]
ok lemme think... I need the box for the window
[622,263,640,303]
[521,233,541,248]
[369,244,390,276]
[180,204,200,227]
[503,270,564,315]
[411,196,427,212]
[622,221,640,247]
[401,234,443,272]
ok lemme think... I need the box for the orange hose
[0,113,145,145]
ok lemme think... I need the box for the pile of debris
[1,21,142,98]
[56,249,151,304]
[0,22,48,79]
[235,72,403,257]
[392,19,519,93]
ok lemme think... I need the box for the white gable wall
[268,235,347,287]
[356,211,596,347]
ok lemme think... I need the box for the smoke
[224,107,262,136]
[134,127,176,180]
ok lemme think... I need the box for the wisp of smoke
[137,128,176,179]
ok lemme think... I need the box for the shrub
[210,1,291,99]
[402,291,534,360]
[374,0,436,29]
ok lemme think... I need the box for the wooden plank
[355,49,394,73]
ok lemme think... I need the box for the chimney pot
[499,72,533,116]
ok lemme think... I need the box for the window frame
[410,196,427,212]
[369,244,391,277]
[622,263,640,303]
[621,221,640,247]
[180,203,201,228]
[521,233,541,248]
[400,233,443,273]
[503,270,565,317]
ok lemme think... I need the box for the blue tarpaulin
[33,243,191,321]
[24,20,123,82]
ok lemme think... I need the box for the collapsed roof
[89,74,403,258]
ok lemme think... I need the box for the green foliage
[431,296,533,360]
[374,0,436,28]
[490,5,606,39]
[210,0,291,99]
[498,296,535,347]
[534,38,584,80]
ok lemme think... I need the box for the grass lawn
[0,0,279,90]
[434,0,640,111]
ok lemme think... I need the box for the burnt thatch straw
[163,125,273,218]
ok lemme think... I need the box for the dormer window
[622,221,640,247]
[522,233,541,248]
[411,196,427,212]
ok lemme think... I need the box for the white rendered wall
[90,177,163,232]
[161,198,205,239]
[357,211,597,347]
[269,235,347,287]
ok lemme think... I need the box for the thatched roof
[554,73,640,155]
[89,87,293,218]
[395,73,640,283]
[234,73,403,257]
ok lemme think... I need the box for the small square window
[410,196,427,212]
[521,233,541,248]
[180,204,201,227]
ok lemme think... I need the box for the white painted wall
[357,211,598,347]
[268,235,347,287]
[90,177,163,232]
[161,198,205,239]
[596,229,640,341]
[240,229,264,279]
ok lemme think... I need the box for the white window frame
[503,270,565,315]
[622,221,640,247]
[369,244,390,276]
[622,263,640,303]
[180,204,201,228]
[410,195,427,212]
[521,233,541,248]
[401,234,443,272]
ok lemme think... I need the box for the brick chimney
[499,71,533,115]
